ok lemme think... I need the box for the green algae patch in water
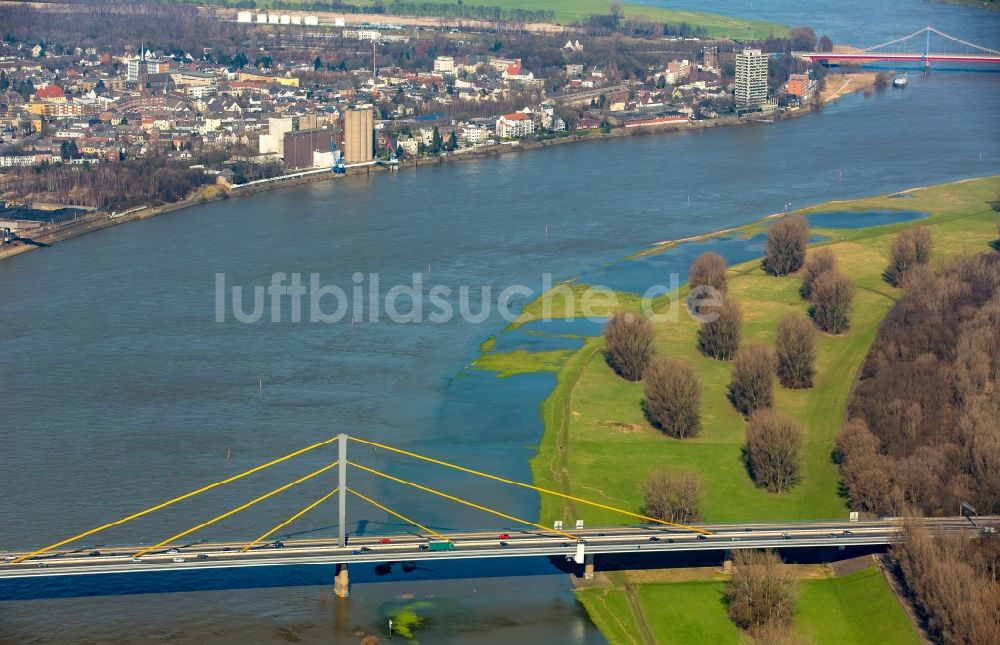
[386,600,434,641]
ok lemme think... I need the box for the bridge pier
[334,563,350,597]
[584,553,595,580]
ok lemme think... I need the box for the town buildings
[0,11,806,211]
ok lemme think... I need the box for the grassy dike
[468,176,998,643]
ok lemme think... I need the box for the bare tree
[886,226,934,286]
[799,247,836,299]
[687,252,728,314]
[745,410,803,492]
[775,314,816,389]
[810,270,854,334]
[643,356,701,438]
[726,550,797,632]
[642,469,702,524]
[689,251,728,293]
[699,298,742,360]
[604,311,655,381]
[730,342,776,415]
[765,216,810,276]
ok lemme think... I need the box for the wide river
[1,0,999,642]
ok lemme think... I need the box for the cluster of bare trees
[690,251,744,363]
[685,247,814,493]
[15,156,213,210]
[0,1,247,56]
[603,311,706,439]
[838,251,1000,517]
[766,218,855,335]
[799,248,834,299]
[795,243,855,334]
[726,550,799,642]
[892,522,1000,645]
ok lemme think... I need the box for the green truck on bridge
[427,540,455,551]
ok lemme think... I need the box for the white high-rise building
[735,48,768,109]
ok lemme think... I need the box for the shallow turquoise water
[807,209,927,229]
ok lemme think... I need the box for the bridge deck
[3,517,992,580]
[796,52,1000,63]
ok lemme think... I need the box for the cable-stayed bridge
[1,434,994,596]
[797,26,1000,66]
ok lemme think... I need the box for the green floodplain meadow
[472,175,999,644]
[231,0,789,38]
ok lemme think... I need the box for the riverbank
[488,176,997,642]
[820,72,878,103]
[2,73,881,263]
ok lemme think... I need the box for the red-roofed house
[496,112,534,138]
[34,84,67,102]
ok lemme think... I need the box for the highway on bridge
[2,517,992,580]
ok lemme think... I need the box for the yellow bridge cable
[241,487,340,553]
[134,461,338,558]
[349,461,578,541]
[349,437,710,535]
[15,436,341,563]
[347,488,446,540]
